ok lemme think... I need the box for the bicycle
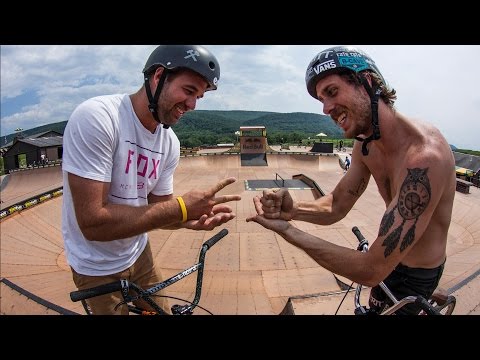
[70,228,228,315]
[334,226,456,315]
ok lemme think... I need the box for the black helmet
[143,45,220,91]
[305,46,384,99]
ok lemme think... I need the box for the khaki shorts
[72,241,169,315]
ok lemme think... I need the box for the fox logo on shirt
[125,150,160,179]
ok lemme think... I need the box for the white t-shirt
[62,94,180,276]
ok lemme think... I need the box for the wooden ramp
[1,153,480,315]
[1,278,79,315]
[1,165,63,210]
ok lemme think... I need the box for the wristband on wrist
[176,196,188,223]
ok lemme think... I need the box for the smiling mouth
[335,113,346,128]
[175,106,185,117]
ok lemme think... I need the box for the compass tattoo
[378,168,431,258]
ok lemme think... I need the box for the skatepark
[1,147,480,315]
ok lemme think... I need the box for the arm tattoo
[379,168,431,258]
[379,208,395,237]
[348,178,367,197]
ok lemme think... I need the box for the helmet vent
[209,61,216,71]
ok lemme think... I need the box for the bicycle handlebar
[203,228,228,250]
[351,226,364,241]
[70,229,229,307]
[70,280,125,302]
[350,226,445,316]
[351,226,369,252]
[415,296,441,315]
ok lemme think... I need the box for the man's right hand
[182,177,241,221]
[246,195,291,234]
[258,188,295,221]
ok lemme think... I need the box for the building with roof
[453,151,480,173]
[453,151,480,187]
[2,131,63,173]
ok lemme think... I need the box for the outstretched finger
[212,204,233,214]
[206,177,237,198]
[253,196,264,215]
[213,194,242,205]
[246,196,263,222]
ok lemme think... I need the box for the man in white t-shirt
[62,45,241,315]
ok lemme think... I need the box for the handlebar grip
[70,281,123,302]
[415,296,441,315]
[203,228,228,250]
[352,226,365,243]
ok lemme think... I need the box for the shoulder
[405,146,453,175]
[70,94,127,126]
[400,116,452,167]
[411,125,452,166]
[165,128,181,148]
[66,96,126,143]
[401,142,454,197]
[73,94,125,114]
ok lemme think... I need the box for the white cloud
[1,45,479,150]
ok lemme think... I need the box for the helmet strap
[144,69,170,129]
[355,76,382,156]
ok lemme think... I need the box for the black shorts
[368,261,445,315]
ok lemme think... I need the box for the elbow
[358,265,386,288]
[84,233,99,242]
[363,269,391,288]
[363,277,381,288]
[327,201,350,224]
[321,212,347,226]
[350,252,391,287]
[79,225,101,241]
[334,205,352,223]
[77,216,106,241]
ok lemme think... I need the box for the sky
[1,45,479,150]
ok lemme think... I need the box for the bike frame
[351,226,455,316]
[70,228,229,315]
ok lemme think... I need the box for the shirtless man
[247,46,456,315]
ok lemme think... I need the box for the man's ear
[362,71,373,87]
[153,67,165,81]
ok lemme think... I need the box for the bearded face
[317,74,373,140]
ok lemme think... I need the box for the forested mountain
[2,110,342,147]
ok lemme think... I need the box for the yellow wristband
[176,196,188,223]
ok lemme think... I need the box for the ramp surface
[1,153,479,315]
[241,153,268,166]
[245,179,313,191]
[1,165,63,210]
